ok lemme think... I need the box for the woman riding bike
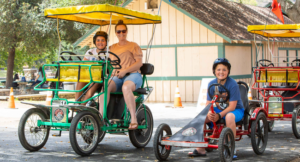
[99,20,143,130]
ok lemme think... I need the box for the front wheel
[18,108,50,151]
[153,123,172,161]
[251,112,268,155]
[218,127,235,162]
[292,106,300,139]
[69,111,100,156]
[129,105,153,148]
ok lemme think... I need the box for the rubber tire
[251,112,268,155]
[246,105,256,138]
[292,106,300,139]
[129,105,153,148]
[153,123,172,161]
[268,121,275,132]
[18,108,50,151]
[218,127,235,162]
[98,113,106,143]
[69,111,101,156]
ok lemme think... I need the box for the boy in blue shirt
[188,58,244,160]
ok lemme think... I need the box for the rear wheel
[251,112,268,155]
[268,121,275,132]
[246,105,256,137]
[129,105,153,148]
[218,127,235,162]
[18,108,50,151]
[69,111,100,156]
[153,123,172,161]
[292,106,300,139]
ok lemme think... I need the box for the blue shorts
[110,72,143,92]
[208,107,244,128]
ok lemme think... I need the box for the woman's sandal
[128,123,138,130]
[188,149,207,157]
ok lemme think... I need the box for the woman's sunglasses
[116,30,127,34]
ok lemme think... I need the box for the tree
[0,0,122,88]
[278,0,300,23]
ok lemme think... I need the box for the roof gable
[170,0,300,42]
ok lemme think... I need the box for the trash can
[63,82,75,90]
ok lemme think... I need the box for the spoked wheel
[153,123,172,161]
[251,112,268,155]
[129,105,153,148]
[292,106,300,139]
[268,121,275,132]
[218,127,235,162]
[69,111,100,156]
[18,108,50,151]
[98,114,106,143]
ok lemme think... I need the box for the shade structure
[247,24,300,38]
[44,4,161,25]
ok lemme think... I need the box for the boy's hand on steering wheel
[208,112,220,122]
[117,70,127,79]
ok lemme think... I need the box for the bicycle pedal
[52,131,62,137]
[109,119,122,124]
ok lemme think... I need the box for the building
[73,0,300,102]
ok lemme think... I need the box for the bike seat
[133,88,147,94]
[216,118,243,126]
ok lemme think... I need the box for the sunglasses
[116,30,127,34]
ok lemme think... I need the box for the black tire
[69,111,100,156]
[18,108,50,151]
[129,105,153,148]
[218,127,235,162]
[292,106,300,139]
[246,105,256,138]
[268,121,275,132]
[98,113,106,143]
[251,112,268,155]
[153,123,172,161]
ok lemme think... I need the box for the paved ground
[0,101,300,161]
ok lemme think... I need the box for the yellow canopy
[247,24,300,37]
[44,4,161,25]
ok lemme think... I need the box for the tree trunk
[286,0,300,23]
[5,47,16,88]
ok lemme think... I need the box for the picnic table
[0,80,35,94]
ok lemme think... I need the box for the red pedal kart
[153,82,268,162]
[250,59,300,138]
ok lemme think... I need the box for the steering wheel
[258,59,274,67]
[291,59,300,67]
[60,51,82,61]
[97,51,121,69]
[208,83,230,103]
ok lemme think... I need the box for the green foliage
[0,0,123,75]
